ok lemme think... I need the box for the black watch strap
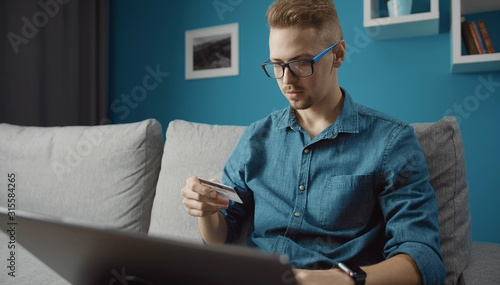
[334,262,366,285]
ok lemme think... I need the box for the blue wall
[109,0,500,244]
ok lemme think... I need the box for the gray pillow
[149,120,246,244]
[412,116,471,285]
[0,119,163,232]
[0,119,163,285]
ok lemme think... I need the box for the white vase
[387,0,412,17]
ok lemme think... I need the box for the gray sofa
[0,117,499,284]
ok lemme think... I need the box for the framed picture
[185,23,239,80]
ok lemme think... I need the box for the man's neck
[295,90,344,140]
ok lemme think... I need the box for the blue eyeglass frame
[261,41,340,79]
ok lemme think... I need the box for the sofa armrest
[460,242,500,285]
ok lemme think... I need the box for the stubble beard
[289,96,313,110]
[282,84,313,110]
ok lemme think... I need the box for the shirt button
[304,149,310,154]
[294,212,301,217]
[299,185,305,191]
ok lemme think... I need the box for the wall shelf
[363,0,439,40]
[451,0,500,73]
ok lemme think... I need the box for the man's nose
[282,66,298,84]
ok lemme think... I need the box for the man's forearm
[362,254,421,285]
[198,211,228,246]
[293,254,422,285]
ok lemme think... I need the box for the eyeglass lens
[265,60,313,79]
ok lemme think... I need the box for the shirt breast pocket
[318,175,375,231]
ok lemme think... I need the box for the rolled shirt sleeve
[379,124,446,285]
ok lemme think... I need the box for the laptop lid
[0,208,297,285]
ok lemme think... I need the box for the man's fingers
[209,178,221,183]
[181,185,228,204]
[186,199,227,212]
[186,176,218,198]
[182,197,228,217]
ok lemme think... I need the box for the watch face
[336,262,366,280]
[352,267,367,279]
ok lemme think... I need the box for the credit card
[199,178,243,204]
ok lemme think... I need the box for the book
[462,21,479,55]
[477,20,496,54]
[472,21,488,54]
[468,21,484,54]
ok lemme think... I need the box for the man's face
[269,26,336,111]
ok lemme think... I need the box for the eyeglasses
[261,41,339,79]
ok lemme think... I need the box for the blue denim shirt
[221,89,445,285]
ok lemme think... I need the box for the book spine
[478,20,496,54]
[472,21,487,53]
[468,21,484,54]
[462,21,479,55]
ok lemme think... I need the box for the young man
[181,1,445,284]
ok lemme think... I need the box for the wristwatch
[334,262,366,285]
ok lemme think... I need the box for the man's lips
[285,90,304,99]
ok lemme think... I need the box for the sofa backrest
[150,117,471,285]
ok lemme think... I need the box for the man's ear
[332,40,346,68]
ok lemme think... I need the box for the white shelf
[451,0,500,73]
[363,0,439,40]
[461,0,500,14]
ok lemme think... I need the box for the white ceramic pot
[387,0,412,17]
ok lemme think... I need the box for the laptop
[0,208,297,285]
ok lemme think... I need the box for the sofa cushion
[149,120,246,243]
[461,242,500,285]
[411,116,471,285]
[0,119,163,231]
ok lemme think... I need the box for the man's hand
[181,176,230,246]
[292,268,354,285]
[181,176,229,217]
[181,176,230,217]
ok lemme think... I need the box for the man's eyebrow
[270,53,314,62]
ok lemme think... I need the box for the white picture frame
[185,23,239,80]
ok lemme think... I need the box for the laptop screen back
[0,209,297,285]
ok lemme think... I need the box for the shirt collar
[276,87,360,136]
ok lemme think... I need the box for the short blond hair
[266,0,343,45]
